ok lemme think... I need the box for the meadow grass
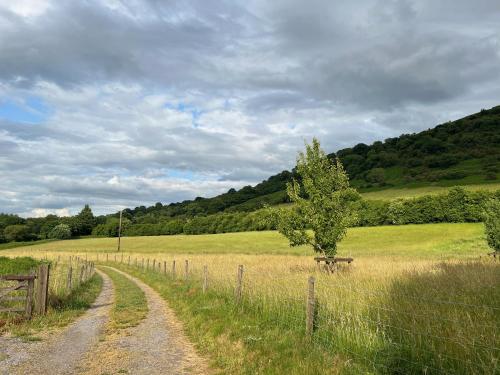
[100,267,148,330]
[360,182,500,200]
[5,223,489,259]
[4,223,498,373]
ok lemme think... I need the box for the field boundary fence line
[75,252,500,373]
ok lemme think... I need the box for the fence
[34,252,499,374]
[0,257,95,319]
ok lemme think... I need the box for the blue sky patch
[0,97,51,124]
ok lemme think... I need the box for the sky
[1,0,499,217]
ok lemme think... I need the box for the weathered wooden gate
[0,274,36,319]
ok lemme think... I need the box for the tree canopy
[269,139,360,257]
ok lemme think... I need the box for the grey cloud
[0,0,499,216]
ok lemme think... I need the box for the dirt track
[0,270,114,375]
[0,267,209,375]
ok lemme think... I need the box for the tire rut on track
[79,266,210,375]
[0,270,114,375]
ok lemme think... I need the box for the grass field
[2,222,498,373]
[360,182,500,200]
[4,223,489,259]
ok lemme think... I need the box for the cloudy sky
[1,0,499,217]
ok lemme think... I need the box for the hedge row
[92,187,499,237]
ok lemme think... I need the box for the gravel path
[0,270,114,375]
[79,266,210,375]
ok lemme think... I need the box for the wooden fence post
[67,266,73,291]
[106,254,109,262]
[163,261,167,275]
[172,260,176,280]
[153,259,156,270]
[203,265,208,293]
[184,260,189,281]
[147,259,150,270]
[35,264,50,315]
[25,277,34,319]
[236,265,244,303]
[306,276,315,337]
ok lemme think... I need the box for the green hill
[126,105,499,221]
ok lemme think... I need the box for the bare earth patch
[79,266,210,375]
[0,270,114,375]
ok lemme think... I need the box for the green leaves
[483,198,500,252]
[269,138,360,257]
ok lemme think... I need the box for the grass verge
[105,263,362,375]
[100,267,148,330]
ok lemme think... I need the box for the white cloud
[0,0,499,216]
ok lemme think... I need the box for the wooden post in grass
[147,259,150,270]
[203,265,208,293]
[184,260,189,281]
[172,260,176,280]
[163,261,167,275]
[153,259,156,270]
[35,264,50,315]
[66,265,72,291]
[306,276,315,337]
[25,277,34,319]
[236,265,244,304]
[106,254,109,262]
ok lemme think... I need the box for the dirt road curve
[80,266,209,375]
[0,270,114,375]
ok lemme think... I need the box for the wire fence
[26,252,500,374]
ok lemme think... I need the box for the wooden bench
[314,257,353,273]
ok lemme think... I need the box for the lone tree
[269,138,359,257]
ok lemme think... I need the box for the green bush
[3,224,33,242]
[48,223,72,239]
[483,199,500,252]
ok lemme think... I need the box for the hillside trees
[269,139,360,257]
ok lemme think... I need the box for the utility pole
[117,209,122,252]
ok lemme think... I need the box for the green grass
[6,223,489,259]
[105,259,500,375]
[4,223,498,373]
[0,256,41,274]
[100,267,148,330]
[361,182,500,200]
[0,239,56,251]
[106,263,358,375]
[1,274,102,338]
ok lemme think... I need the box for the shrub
[48,223,72,240]
[483,199,500,252]
[3,225,32,242]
